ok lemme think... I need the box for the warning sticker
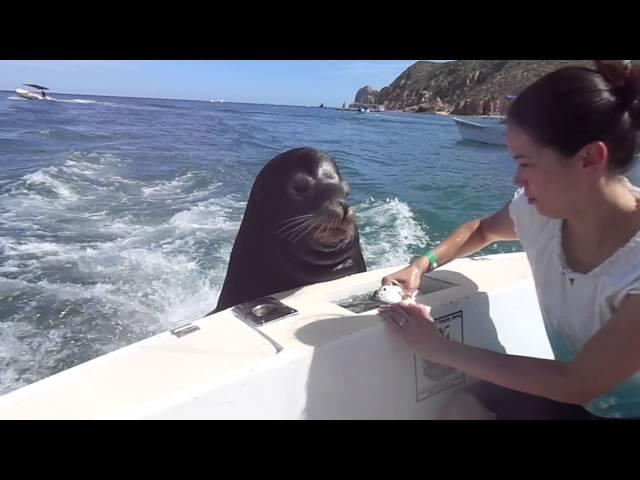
[415,310,465,401]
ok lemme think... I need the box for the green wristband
[422,249,438,271]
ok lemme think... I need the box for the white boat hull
[0,252,553,419]
[15,88,48,101]
[453,117,507,146]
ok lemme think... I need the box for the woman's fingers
[378,305,409,330]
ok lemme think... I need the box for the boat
[0,251,554,419]
[15,84,51,101]
[452,117,507,146]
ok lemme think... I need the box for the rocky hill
[354,85,379,105]
[366,60,600,115]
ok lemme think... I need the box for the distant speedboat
[452,117,506,146]
[15,84,51,101]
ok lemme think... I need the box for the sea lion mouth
[311,222,353,246]
[276,208,355,247]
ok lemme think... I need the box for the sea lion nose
[337,199,349,218]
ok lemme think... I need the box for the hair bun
[594,60,640,108]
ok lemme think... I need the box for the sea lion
[212,147,366,314]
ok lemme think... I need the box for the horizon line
[0,89,327,108]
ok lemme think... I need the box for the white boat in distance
[15,84,51,101]
[453,117,508,146]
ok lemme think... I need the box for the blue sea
[2,91,636,396]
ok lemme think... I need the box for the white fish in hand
[372,284,417,304]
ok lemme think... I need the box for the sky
[0,60,452,106]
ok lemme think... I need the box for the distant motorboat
[452,117,507,146]
[209,99,224,103]
[15,84,51,101]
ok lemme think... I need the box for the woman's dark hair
[507,60,640,173]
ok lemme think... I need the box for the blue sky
[0,60,451,106]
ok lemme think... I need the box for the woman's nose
[513,168,525,187]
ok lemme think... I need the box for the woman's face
[507,125,584,218]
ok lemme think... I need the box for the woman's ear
[577,141,608,173]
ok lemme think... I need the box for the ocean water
[2,91,635,396]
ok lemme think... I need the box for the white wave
[23,170,79,200]
[47,98,117,106]
[0,278,137,319]
[0,319,61,393]
[354,197,429,269]
[6,96,103,105]
[0,162,314,394]
[67,151,125,168]
[1,153,133,211]
[141,172,219,197]
[168,197,244,232]
[4,241,68,256]
[151,276,219,328]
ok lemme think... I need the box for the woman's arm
[426,200,518,272]
[382,201,518,289]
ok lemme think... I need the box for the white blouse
[508,179,640,418]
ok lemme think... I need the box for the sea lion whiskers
[311,210,352,244]
[277,213,313,226]
[290,217,323,243]
[277,215,318,242]
[276,214,313,235]
[315,217,331,238]
[282,219,315,242]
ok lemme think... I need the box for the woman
[379,60,640,419]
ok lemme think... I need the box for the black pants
[466,381,604,420]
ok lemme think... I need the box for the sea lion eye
[291,176,313,195]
